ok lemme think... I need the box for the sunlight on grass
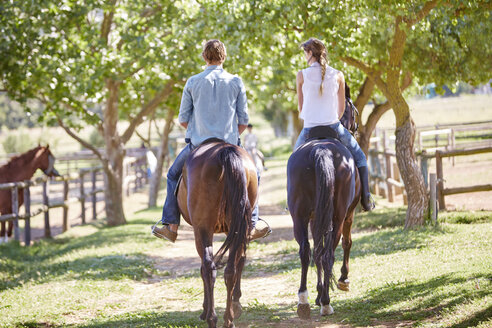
[1,199,491,327]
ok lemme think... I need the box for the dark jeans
[161,143,260,225]
[294,121,367,168]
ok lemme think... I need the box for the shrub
[84,129,105,150]
[2,133,34,154]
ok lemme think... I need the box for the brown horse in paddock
[176,139,257,328]
[0,145,60,243]
[287,88,361,318]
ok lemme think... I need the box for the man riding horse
[152,39,271,243]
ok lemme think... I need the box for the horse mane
[0,146,43,180]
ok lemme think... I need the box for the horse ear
[46,144,50,149]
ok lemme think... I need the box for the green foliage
[1,132,34,154]
[86,128,105,150]
[0,94,44,130]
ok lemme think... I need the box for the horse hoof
[320,304,334,316]
[337,279,350,291]
[232,301,242,319]
[223,323,235,328]
[297,303,311,319]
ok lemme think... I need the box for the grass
[369,94,492,129]
[1,202,491,327]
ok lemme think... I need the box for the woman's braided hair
[301,38,328,95]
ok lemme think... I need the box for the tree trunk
[102,79,127,226]
[103,159,126,226]
[291,110,303,145]
[394,114,429,228]
[148,108,175,207]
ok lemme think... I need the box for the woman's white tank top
[300,62,340,128]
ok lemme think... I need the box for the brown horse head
[35,145,60,177]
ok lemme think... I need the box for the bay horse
[287,91,360,318]
[0,145,60,243]
[176,138,257,328]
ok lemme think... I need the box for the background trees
[206,0,491,227]
[1,0,204,225]
[1,0,490,227]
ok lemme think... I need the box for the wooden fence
[0,156,148,246]
[368,130,407,204]
[421,146,492,210]
[368,124,492,211]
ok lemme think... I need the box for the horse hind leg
[7,220,14,238]
[231,254,246,320]
[294,218,311,319]
[320,234,335,316]
[223,249,243,328]
[195,232,218,328]
[338,212,354,292]
[0,222,7,244]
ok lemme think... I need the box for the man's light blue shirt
[178,65,249,146]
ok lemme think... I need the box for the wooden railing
[368,126,492,211]
[433,147,492,209]
[0,155,149,246]
[0,167,105,246]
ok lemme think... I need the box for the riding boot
[358,166,375,211]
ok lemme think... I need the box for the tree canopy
[1,0,490,227]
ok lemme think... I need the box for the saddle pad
[306,125,339,141]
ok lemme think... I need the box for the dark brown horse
[287,96,361,318]
[176,139,257,328]
[0,145,60,243]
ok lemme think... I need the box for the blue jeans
[293,122,367,168]
[161,143,260,225]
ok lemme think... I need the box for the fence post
[11,187,20,241]
[429,173,438,224]
[92,170,97,220]
[434,124,439,149]
[43,179,51,238]
[393,162,402,196]
[62,179,69,232]
[80,171,86,224]
[451,129,455,166]
[384,150,394,202]
[436,150,445,210]
[420,150,428,188]
[23,185,31,246]
[369,150,379,195]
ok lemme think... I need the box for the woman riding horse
[288,38,374,318]
[294,38,374,211]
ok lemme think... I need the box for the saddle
[306,125,339,142]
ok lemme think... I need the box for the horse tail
[311,146,336,284]
[213,145,252,266]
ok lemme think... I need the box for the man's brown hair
[202,39,227,63]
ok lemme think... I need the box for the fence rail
[434,146,492,209]
[0,155,148,246]
[0,167,104,246]
[368,124,492,212]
